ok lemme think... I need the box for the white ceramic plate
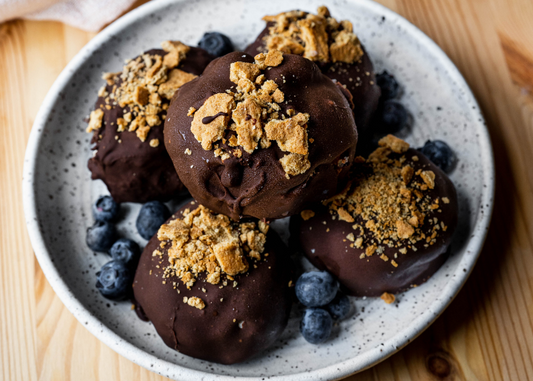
[23,0,495,379]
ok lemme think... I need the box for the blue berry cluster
[87,196,170,301]
[418,140,455,173]
[87,196,119,252]
[198,32,234,57]
[375,72,455,172]
[295,271,351,344]
[375,71,409,134]
[136,201,171,240]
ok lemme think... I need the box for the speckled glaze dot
[22,0,494,380]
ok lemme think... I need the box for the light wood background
[1,0,533,380]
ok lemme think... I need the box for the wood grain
[1,0,533,380]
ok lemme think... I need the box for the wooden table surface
[2,0,533,380]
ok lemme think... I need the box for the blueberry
[95,260,133,300]
[109,238,141,268]
[136,201,171,240]
[376,71,400,100]
[295,271,338,307]
[380,100,408,133]
[86,220,117,252]
[300,308,333,344]
[92,195,119,222]
[325,292,351,320]
[418,140,455,173]
[198,32,234,57]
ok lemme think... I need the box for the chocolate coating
[133,201,295,365]
[290,149,458,296]
[88,47,214,203]
[245,22,381,135]
[165,52,357,220]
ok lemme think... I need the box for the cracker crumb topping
[86,109,104,133]
[261,6,363,64]
[189,51,312,177]
[157,205,267,290]
[381,292,395,304]
[300,210,315,221]
[322,136,450,268]
[87,41,196,146]
[191,93,235,150]
[187,296,205,310]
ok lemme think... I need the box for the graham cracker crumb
[442,197,450,204]
[157,205,266,289]
[136,124,150,142]
[381,292,395,304]
[188,51,312,177]
[116,118,127,132]
[261,7,363,64]
[102,72,118,85]
[149,138,159,147]
[230,61,261,86]
[149,92,161,105]
[379,134,410,153]
[88,42,196,144]
[258,221,269,234]
[300,210,315,221]
[191,93,235,150]
[161,40,190,68]
[396,220,415,239]
[187,107,196,116]
[98,86,108,97]
[184,148,192,155]
[264,113,310,155]
[337,207,354,223]
[213,241,249,276]
[323,141,451,268]
[187,296,205,310]
[330,30,363,63]
[264,49,284,67]
[86,109,104,133]
[272,88,284,103]
[232,98,264,153]
[279,153,311,178]
[366,245,377,257]
[159,69,197,99]
[134,86,149,106]
[401,165,414,184]
[298,15,329,62]
[420,170,436,189]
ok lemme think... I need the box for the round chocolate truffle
[164,50,357,220]
[244,6,381,135]
[290,135,458,296]
[87,41,214,203]
[133,201,294,364]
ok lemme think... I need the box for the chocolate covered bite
[290,135,458,297]
[133,201,294,364]
[164,50,358,220]
[87,41,214,203]
[245,6,381,135]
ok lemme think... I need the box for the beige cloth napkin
[0,0,138,31]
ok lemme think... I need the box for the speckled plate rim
[22,0,495,380]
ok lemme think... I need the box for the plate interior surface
[24,0,494,379]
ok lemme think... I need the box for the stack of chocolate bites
[86,6,458,364]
